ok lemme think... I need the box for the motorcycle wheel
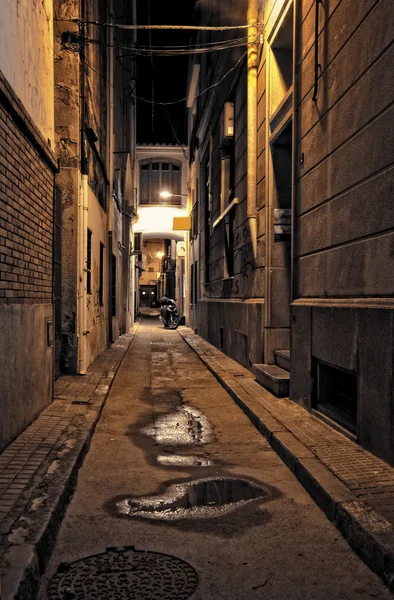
[168,315,179,330]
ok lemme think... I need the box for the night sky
[135,1,197,145]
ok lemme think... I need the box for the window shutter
[140,165,150,204]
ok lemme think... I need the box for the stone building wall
[291,0,394,464]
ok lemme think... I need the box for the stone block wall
[291,0,394,464]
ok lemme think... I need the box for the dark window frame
[87,229,92,295]
[111,254,116,317]
[99,242,104,306]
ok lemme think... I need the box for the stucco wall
[86,188,108,367]
[0,0,54,143]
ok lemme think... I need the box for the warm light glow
[160,191,172,199]
[156,251,164,259]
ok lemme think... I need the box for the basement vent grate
[47,546,198,600]
[312,358,357,434]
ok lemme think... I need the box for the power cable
[147,0,155,133]
[133,51,247,105]
[54,20,251,32]
[165,107,187,158]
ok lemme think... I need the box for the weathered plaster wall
[86,187,108,367]
[54,0,80,373]
[0,0,54,143]
[194,37,265,366]
[0,304,53,451]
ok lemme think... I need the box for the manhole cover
[47,546,198,600]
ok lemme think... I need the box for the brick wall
[0,70,57,452]
[0,90,55,305]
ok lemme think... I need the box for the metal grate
[47,546,198,600]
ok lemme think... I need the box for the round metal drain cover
[47,546,198,600]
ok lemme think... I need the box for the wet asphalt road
[38,318,391,599]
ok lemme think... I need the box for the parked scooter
[159,296,180,330]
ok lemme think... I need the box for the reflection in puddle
[157,454,213,467]
[142,405,213,447]
[116,478,267,520]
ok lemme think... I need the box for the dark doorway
[140,285,157,308]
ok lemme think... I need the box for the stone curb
[0,328,138,600]
[178,328,394,591]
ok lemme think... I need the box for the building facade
[0,0,137,452]
[134,144,188,318]
[188,0,394,465]
[0,0,58,451]
[54,0,137,374]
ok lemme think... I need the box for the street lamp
[159,191,187,199]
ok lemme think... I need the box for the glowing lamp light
[160,191,172,199]
[156,251,164,259]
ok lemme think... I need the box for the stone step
[274,349,290,372]
[253,364,290,397]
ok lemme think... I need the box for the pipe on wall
[247,0,258,260]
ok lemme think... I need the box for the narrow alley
[36,318,389,599]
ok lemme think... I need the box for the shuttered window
[140,161,182,205]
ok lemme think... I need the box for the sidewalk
[178,327,394,590]
[0,324,138,599]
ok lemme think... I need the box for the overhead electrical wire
[54,19,252,32]
[133,51,248,106]
[82,35,252,56]
[82,50,248,108]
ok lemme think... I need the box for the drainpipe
[247,0,258,260]
[107,0,115,341]
[78,174,88,374]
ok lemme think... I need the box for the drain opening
[117,477,267,520]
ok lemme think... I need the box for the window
[99,242,104,306]
[87,229,92,294]
[140,160,182,205]
[190,263,194,306]
[111,254,116,317]
[203,155,211,283]
[224,213,235,278]
[190,262,199,305]
[191,202,199,239]
[193,261,198,304]
[191,179,199,239]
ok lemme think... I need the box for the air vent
[312,359,357,433]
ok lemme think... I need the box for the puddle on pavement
[142,405,213,447]
[116,477,268,520]
[157,454,213,467]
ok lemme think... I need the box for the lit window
[139,160,182,205]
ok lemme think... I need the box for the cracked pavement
[38,318,391,599]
